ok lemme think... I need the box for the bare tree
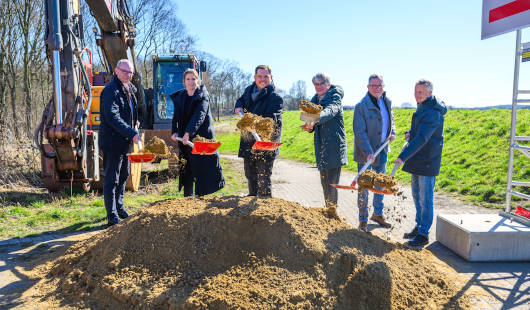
[287,80,308,110]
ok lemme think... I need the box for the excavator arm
[37,0,143,192]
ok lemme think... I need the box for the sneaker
[370,215,391,228]
[358,221,368,233]
[403,227,419,239]
[406,234,429,248]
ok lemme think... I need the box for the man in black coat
[99,59,141,226]
[394,79,447,247]
[234,65,283,198]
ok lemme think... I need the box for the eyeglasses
[117,67,134,75]
[368,84,384,88]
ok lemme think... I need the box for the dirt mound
[37,196,469,309]
[144,136,169,155]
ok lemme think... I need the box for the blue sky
[174,1,530,108]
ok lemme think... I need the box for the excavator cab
[150,54,207,130]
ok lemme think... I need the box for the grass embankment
[0,158,246,238]
[217,109,529,208]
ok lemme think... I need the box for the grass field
[217,109,530,208]
[0,158,246,238]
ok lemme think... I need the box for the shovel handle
[137,140,143,151]
[175,136,194,148]
[250,131,262,142]
[390,142,408,177]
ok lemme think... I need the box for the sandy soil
[18,196,473,309]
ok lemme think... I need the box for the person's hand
[389,134,396,142]
[132,134,141,144]
[394,158,404,166]
[182,132,190,144]
[136,121,140,130]
[366,154,374,163]
[235,107,243,116]
[171,133,178,142]
[405,132,410,141]
[300,122,315,132]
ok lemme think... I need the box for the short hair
[183,68,201,84]
[312,72,331,85]
[255,65,272,75]
[116,59,133,69]
[416,78,433,92]
[368,74,384,84]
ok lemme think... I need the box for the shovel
[128,140,156,163]
[238,112,282,151]
[331,138,391,191]
[175,136,221,155]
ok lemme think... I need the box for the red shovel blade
[191,142,221,155]
[128,153,156,163]
[252,141,282,151]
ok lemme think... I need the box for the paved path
[0,155,528,309]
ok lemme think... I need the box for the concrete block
[436,213,530,262]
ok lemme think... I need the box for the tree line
[0,0,308,148]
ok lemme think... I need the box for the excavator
[36,0,206,192]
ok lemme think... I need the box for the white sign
[482,0,530,40]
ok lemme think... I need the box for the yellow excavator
[36,0,206,192]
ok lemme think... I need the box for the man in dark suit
[234,65,283,198]
[99,59,141,226]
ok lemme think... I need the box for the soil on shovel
[300,99,322,114]
[143,136,169,155]
[31,196,470,309]
[358,170,398,194]
[236,112,276,141]
[192,136,217,143]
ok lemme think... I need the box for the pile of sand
[36,196,469,309]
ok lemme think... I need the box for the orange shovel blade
[191,142,221,155]
[252,141,282,151]
[128,153,156,163]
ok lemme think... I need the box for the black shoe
[406,234,429,248]
[107,218,120,227]
[118,210,130,219]
[403,227,419,239]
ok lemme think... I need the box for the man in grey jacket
[301,72,347,210]
[353,74,396,232]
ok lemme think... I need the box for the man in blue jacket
[301,72,347,211]
[234,65,283,198]
[394,79,447,247]
[99,59,141,226]
[353,74,396,232]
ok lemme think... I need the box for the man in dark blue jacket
[234,65,283,198]
[394,79,447,247]
[99,59,141,226]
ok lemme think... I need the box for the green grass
[0,157,245,238]
[217,109,530,208]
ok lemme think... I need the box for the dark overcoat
[234,82,283,161]
[170,85,225,196]
[309,85,348,170]
[99,76,138,154]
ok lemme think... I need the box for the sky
[173,0,530,108]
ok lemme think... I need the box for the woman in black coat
[170,69,225,196]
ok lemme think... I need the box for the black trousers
[243,156,274,198]
[319,166,341,206]
[103,152,130,224]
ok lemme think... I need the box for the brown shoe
[370,215,391,228]
[358,221,368,232]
